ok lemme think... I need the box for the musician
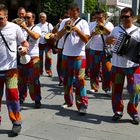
[17,7,26,20]
[88,10,114,95]
[50,3,90,114]
[106,7,140,124]
[37,12,54,76]
[0,4,29,134]
[18,11,42,108]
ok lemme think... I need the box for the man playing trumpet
[88,10,114,95]
[51,3,90,114]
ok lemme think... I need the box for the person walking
[89,10,114,95]
[51,3,90,114]
[106,7,140,124]
[37,12,54,76]
[18,11,42,108]
[0,4,29,134]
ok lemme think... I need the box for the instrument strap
[62,18,81,49]
[119,25,139,35]
[27,24,36,41]
[0,30,16,52]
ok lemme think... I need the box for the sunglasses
[121,15,131,19]
[25,16,31,19]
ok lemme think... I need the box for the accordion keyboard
[113,33,131,55]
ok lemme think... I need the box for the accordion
[113,32,140,63]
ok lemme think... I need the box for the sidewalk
[1,55,140,140]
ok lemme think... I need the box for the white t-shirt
[111,24,140,68]
[23,25,41,57]
[59,17,90,56]
[57,18,70,49]
[0,22,26,71]
[37,22,53,44]
[89,21,114,51]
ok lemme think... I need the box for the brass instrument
[64,18,74,33]
[12,18,24,25]
[95,24,105,34]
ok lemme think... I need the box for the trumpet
[64,25,73,33]
[12,18,24,25]
[95,24,105,34]
[64,18,74,33]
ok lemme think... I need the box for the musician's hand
[91,31,98,36]
[72,25,78,32]
[49,33,55,39]
[106,36,117,45]
[20,22,27,30]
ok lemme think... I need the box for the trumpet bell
[44,33,52,40]
[12,18,24,25]
[65,25,72,33]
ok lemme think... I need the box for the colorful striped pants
[89,50,112,92]
[18,57,41,102]
[39,43,52,75]
[0,69,22,125]
[57,49,63,83]
[85,48,90,77]
[62,55,88,110]
[111,66,140,117]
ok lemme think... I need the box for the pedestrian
[51,3,90,114]
[18,11,42,108]
[88,10,114,95]
[17,7,26,20]
[37,12,54,76]
[56,11,70,86]
[0,4,29,134]
[106,7,140,124]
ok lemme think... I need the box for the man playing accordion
[106,7,140,125]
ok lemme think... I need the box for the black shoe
[58,81,63,86]
[35,100,41,109]
[19,99,24,105]
[12,124,21,135]
[78,108,87,115]
[131,115,140,125]
[112,113,122,121]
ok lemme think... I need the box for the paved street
[1,54,140,140]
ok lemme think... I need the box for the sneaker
[58,81,63,86]
[61,102,72,109]
[12,124,21,135]
[112,113,123,121]
[35,100,41,109]
[131,115,140,125]
[105,90,112,97]
[78,108,87,115]
[89,89,98,93]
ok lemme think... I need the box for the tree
[84,0,98,14]
[40,0,73,25]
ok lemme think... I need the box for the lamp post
[132,0,139,16]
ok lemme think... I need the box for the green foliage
[84,0,108,14]
[84,0,98,14]
[40,0,74,24]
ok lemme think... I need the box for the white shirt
[111,24,140,68]
[23,25,41,57]
[37,22,53,44]
[89,21,114,51]
[59,17,90,56]
[57,18,70,49]
[0,22,26,71]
